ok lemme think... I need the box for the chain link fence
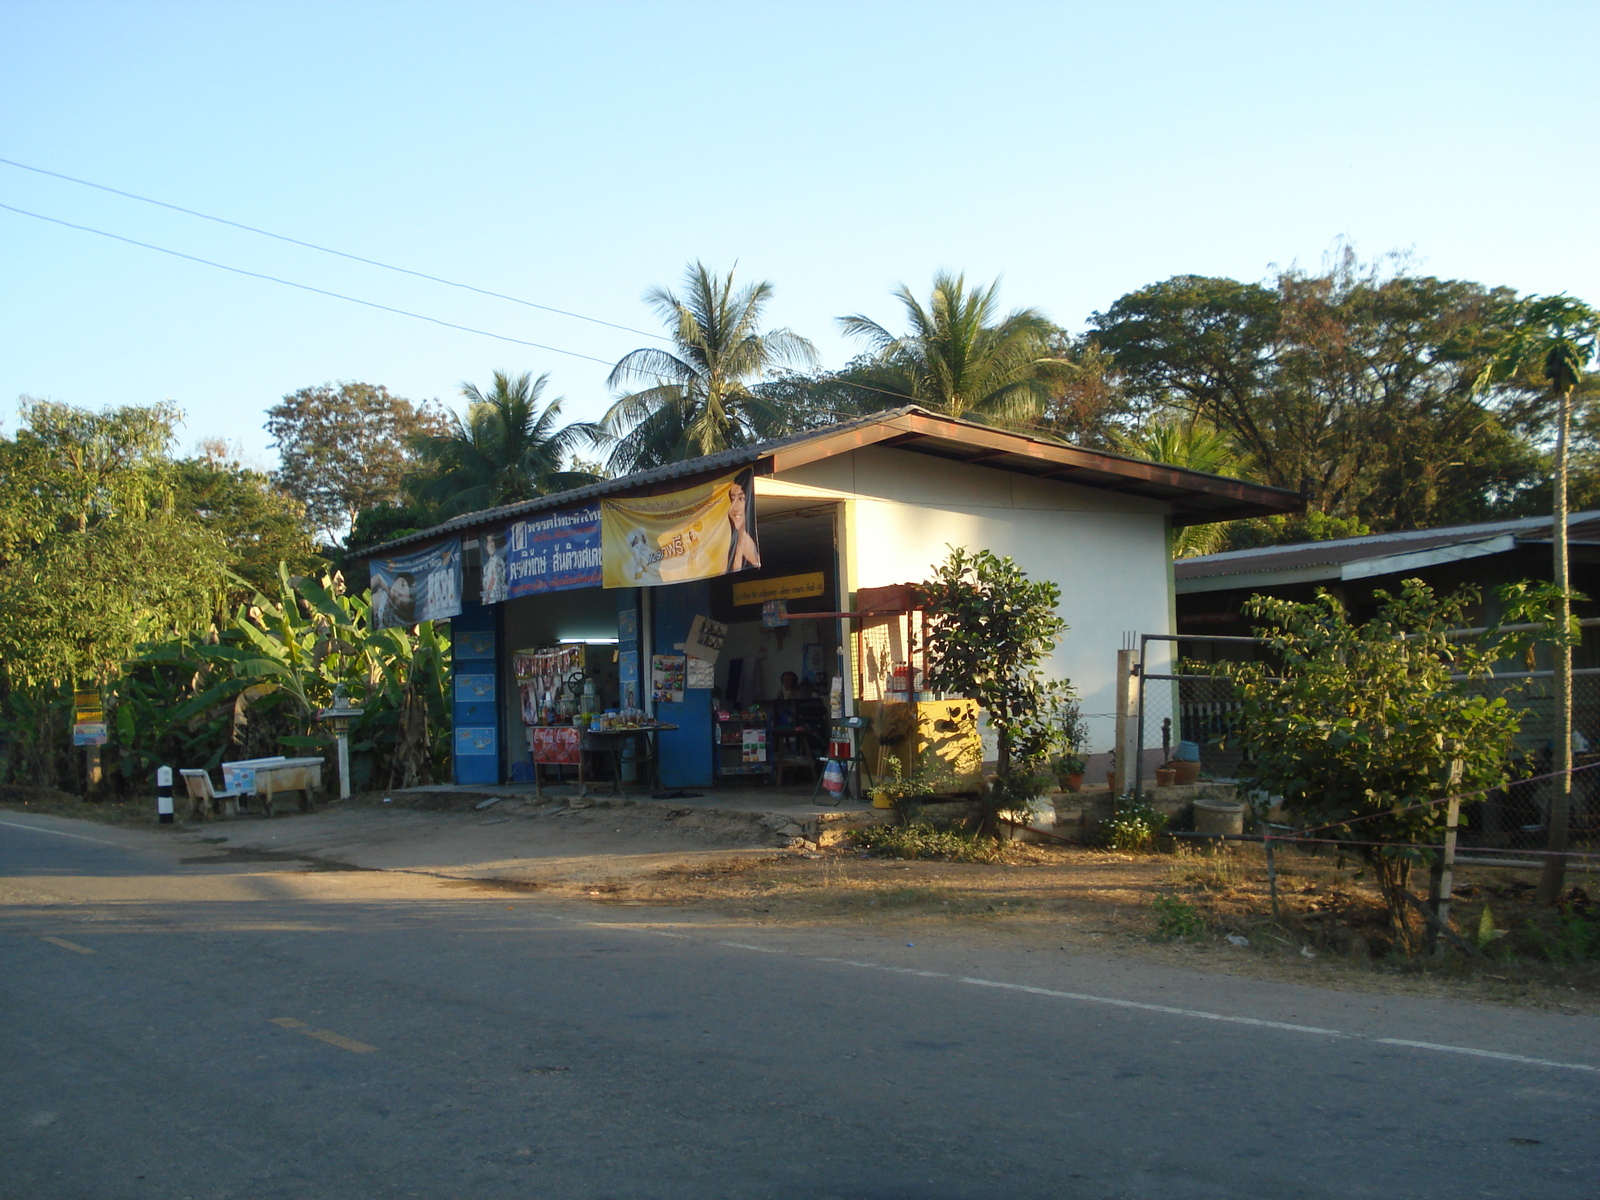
[1132,634,1600,863]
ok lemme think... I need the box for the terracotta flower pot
[1063,773,1084,793]
[1155,767,1176,787]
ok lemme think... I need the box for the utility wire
[0,201,615,365]
[0,155,666,342]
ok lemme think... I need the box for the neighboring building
[360,407,1301,788]
[1175,512,1600,661]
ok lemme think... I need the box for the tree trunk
[1538,385,1575,903]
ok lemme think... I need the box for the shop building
[360,407,1300,790]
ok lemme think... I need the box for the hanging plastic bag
[822,758,846,795]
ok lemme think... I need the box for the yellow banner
[602,468,760,588]
[731,572,825,607]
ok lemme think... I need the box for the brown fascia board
[763,410,1302,525]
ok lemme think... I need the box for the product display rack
[714,714,774,783]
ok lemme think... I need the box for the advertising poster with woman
[369,537,463,628]
[600,468,760,588]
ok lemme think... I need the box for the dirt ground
[4,784,1596,1013]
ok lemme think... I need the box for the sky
[4,1,1597,471]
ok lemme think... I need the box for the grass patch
[0,785,161,827]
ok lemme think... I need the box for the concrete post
[156,765,174,825]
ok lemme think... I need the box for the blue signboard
[504,504,603,598]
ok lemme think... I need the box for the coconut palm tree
[1476,294,1600,902]
[604,263,817,473]
[837,272,1069,423]
[407,371,603,516]
[1113,415,1257,558]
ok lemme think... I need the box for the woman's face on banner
[728,481,747,529]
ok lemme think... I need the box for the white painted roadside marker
[156,765,174,825]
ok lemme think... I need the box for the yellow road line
[305,1029,378,1054]
[40,936,94,955]
[269,1016,376,1053]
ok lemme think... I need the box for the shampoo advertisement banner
[601,468,759,588]
[504,504,603,598]
[369,537,463,628]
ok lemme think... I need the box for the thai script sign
[504,504,603,598]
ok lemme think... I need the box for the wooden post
[1264,826,1281,921]
[1425,761,1463,956]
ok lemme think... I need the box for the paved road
[2,813,1596,1199]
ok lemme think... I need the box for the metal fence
[1132,633,1600,862]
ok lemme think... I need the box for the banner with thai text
[601,468,759,588]
[505,504,603,598]
[369,537,462,628]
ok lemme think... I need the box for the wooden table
[527,725,677,797]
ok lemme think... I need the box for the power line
[0,155,666,342]
[0,201,616,366]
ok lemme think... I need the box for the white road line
[0,819,121,846]
[1376,1038,1597,1073]
[958,976,1346,1036]
[580,920,1600,1075]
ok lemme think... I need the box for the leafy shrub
[1528,909,1600,963]
[1105,799,1169,852]
[1151,894,1203,940]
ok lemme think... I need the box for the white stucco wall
[761,447,1177,753]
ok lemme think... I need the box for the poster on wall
[480,531,509,605]
[684,614,727,662]
[685,656,714,690]
[601,468,759,588]
[651,654,687,704]
[506,505,603,597]
[370,537,462,628]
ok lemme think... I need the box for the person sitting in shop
[778,671,808,699]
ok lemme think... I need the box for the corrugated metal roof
[356,408,916,556]
[1175,511,1600,583]
[358,405,1304,557]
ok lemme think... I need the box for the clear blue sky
[4,1,1595,468]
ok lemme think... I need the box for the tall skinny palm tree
[604,263,817,474]
[838,272,1068,422]
[1477,294,1600,902]
[408,371,603,516]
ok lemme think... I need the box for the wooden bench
[178,769,245,820]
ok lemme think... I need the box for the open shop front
[442,474,851,793]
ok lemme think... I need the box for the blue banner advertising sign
[505,504,603,598]
[369,537,463,628]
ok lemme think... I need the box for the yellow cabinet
[857,698,983,793]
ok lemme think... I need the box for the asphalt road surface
[3,812,1597,1200]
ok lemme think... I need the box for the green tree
[921,547,1067,837]
[0,401,230,789]
[174,442,323,595]
[1091,256,1543,530]
[266,382,451,543]
[838,272,1067,423]
[1218,581,1522,950]
[1474,294,1600,902]
[406,371,603,517]
[605,262,817,473]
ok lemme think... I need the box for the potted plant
[1051,751,1086,793]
